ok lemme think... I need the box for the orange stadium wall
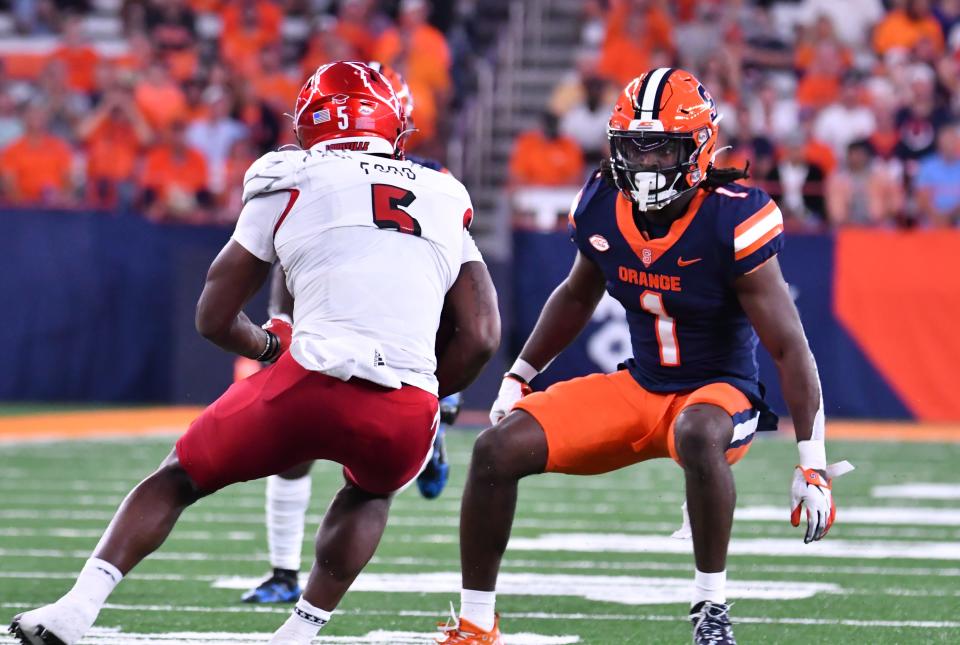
[512,229,960,422]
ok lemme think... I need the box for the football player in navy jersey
[438,69,852,645]
[239,61,467,605]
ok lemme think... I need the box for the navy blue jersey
[407,154,447,173]
[569,171,784,413]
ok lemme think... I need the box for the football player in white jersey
[10,61,500,645]
[240,61,466,604]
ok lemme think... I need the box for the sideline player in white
[9,61,500,645]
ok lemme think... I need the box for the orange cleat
[435,605,503,644]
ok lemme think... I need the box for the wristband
[255,330,279,362]
[507,357,539,384]
[797,439,827,471]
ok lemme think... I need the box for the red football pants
[175,352,439,495]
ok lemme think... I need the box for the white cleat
[8,600,98,645]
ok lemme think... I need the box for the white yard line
[871,484,960,500]
[212,571,839,605]
[0,527,254,540]
[507,533,960,560]
[0,603,956,631]
[0,628,581,645]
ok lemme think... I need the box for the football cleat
[9,600,95,645]
[417,421,450,499]
[240,569,302,603]
[438,392,463,426]
[435,605,503,644]
[690,601,736,645]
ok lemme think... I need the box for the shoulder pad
[242,151,300,204]
[570,169,613,228]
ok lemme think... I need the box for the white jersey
[232,147,482,395]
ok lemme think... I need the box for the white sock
[65,557,123,610]
[269,597,331,644]
[266,474,312,571]
[692,569,726,606]
[459,588,496,632]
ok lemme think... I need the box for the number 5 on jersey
[371,184,421,236]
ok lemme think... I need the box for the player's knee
[151,453,205,505]
[674,406,733,467]
[470,415,547,482]
[470,426,507,480]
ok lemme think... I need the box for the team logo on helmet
[697,84,718,122]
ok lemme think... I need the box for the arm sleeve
[231,191,291,263]
[731,190,785,277]
[461,229,484,264]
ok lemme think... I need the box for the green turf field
[2,431,959,644]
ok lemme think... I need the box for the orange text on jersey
[618,266,681,292]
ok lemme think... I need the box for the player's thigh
[338,383,440,496]
[175,354,311,493]
[470,409,549,480]
[667,382,757,466]
[513,370,671,475]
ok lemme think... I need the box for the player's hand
[790,461,854,543]
[489,374,532,425]
[262,316,293,362]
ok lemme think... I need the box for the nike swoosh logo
[677,257,702,267]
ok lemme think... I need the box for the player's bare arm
[489,251,606,424]
[735,256,853,542]
[435,261,500,398]
[195,239,274,359]
[734,257,820,446]
[517,251,606,370]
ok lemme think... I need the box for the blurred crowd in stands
[510,0,960,230]
[0,0,475,223]
[2,0,959,230]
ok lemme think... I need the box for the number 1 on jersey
[640,290,680,366]
[371,184,421,236]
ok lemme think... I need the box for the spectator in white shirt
[814,73,877,159]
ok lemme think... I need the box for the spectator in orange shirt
[0,106,74,205]
[220,0,283,77]
[77,87,152,209]
[598,0,675,86]
[795,45,842,110]
[509,112,584,187]
[300,17,354,80]
[144,0,199,82]
[139,119,211,223]
[375,0,452,106]
[134,61,187,132]
[873,0,945,56]
[253,46,300,114]
[336,0,378,61]
[794,15,853,75]
[51,14,99,93]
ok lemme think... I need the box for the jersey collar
[615,189,707,268]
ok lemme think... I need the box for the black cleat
[9,615,69,645]
[690,601,736,645]
[240,568,302,603]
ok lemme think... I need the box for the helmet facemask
[608,127,711,211]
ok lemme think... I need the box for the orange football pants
[513,370,756,475]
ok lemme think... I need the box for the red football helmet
[294,61,407,157]
[367,60,414,120]
[608,68,721,211]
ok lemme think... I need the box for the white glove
[790,460,854,543]
[489,375,531,425]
